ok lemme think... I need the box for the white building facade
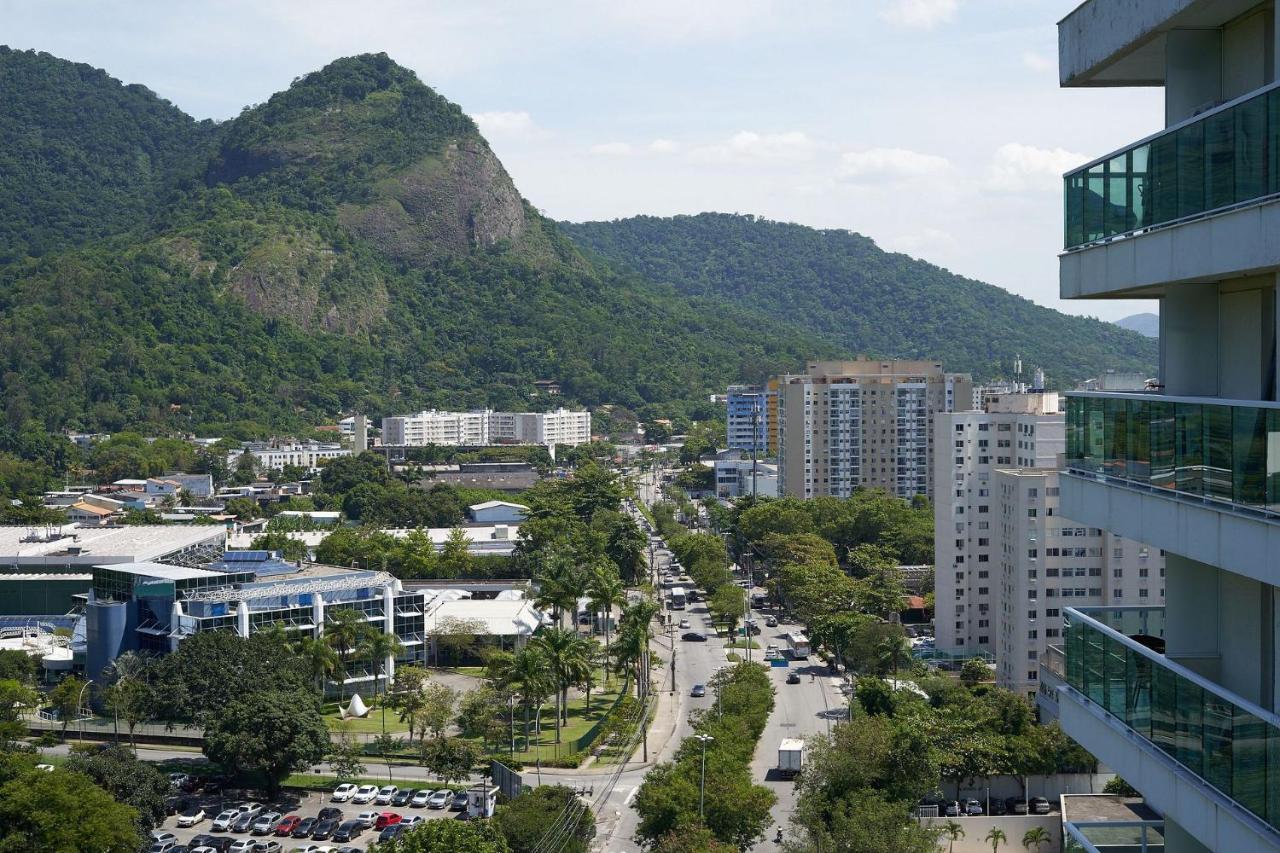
[381,409,590,448]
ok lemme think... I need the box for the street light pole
[77,679,93,745]
[696,734,714,818]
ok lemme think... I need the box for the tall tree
[530,627,593,734]
[203,689,330,800]
[359,629,405,735]
[585,563,626,681]
[0,764,142,852]
[325,606,370,705]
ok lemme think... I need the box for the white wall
[924,815,1060,853]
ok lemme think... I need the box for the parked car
[402,814,426,828]
[374,812,402,830]
[786,671,801,684]
[690,684,706,697]
[450,791,468,811]
[253,812,283,835]
[274,816,302,836]
[427,789,451,809]
[355,811,380,828]
[148,842,177,853]
[391,788,414,807]
[410,789,432,808]
[964,798,983,816]
[201,839,233,853]
[1004,797,1029,815]
[228,842,257,853]
[682,631,707,642]
[331,783,357,802]
[179,806,208,827]
[765,615,778,627]
[235,803,265,817]
[251,842,282,853]
[212,810,239,832]
[310,818,339,841]
[988,799,1007,816]
[191,847,218,853]
[317,807,343,823]
[678,619,690,629]
[1029,796,1052,815]
[943,800,962,817]
[352,785,378,804]
[166,796,189,816]
[169,773,190,789]
[375,785,399,805]
[231,813,257,834]
[203,779,223,795]
[332,821,364,843]
[378,824,405,843]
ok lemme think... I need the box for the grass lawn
[322,702,404,736]
[725,639,760,649]
[447,666,487,678]
[726,652,742,663]
[472,673,626,766]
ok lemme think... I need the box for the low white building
[467,501,528,525]
[713,455,778,498]
[381,408,591,448]
[231,442,350,473]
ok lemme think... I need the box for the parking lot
[152,780,470,853]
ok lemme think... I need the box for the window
[1027,609,1037,620]
[1139,588,1149,598]
[1139,568,1149,578]
[956,621,965,630]
[1046,608,1059,617]
[978,635,990,644]
[1046,568,1059,577]
[1027,508,1037,518]
[1028,650,1038,660]
[979,505,989,513]
[1113,547,1124,558]
[1088,567,1102,577]
[977,619,989,628]
[1028,549,1038,558]
[1027,590,1037,599]
[978,586,989,595]
[1028,630,1037,639]
[1046,628,1059,638]
[978,538,989,546]
[978,555,989,563]
[1113,568,1123,578]
[1112,590,1124,599]
[1028,671,1038,681]
[978,570,989,578]
[1027,488,1038,498]
[1045,547,1059,557]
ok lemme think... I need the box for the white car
[678,619,690,629]
[228,841,257,853]
[234,801,265,816]
[410,789,432,808]
[177,806,207,827]
[427,789,451,809]
[375,785,399,804]
[352,785,378,804]
[401,815,425,828]
[212,810,238,831]
[151,831,178,845]
[331,783,358,802]
[252,811,283,834]
[355,810,380,828]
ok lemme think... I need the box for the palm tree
[534,552,586,627]
[614,597,658,698]
[497,644,551,752]
[876,634,913,679]
[295,635,339,697]
[585,563,626,683]
[325,607,370,705]
[1021,826,1051,852]
[359,631,405,736]
[531,627,593,738]
[940,821,965,853]
[986,827,1008,853]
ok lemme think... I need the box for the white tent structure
[341,692,370,719]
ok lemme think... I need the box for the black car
[682,631,707,641]
[317,807,343,823]
[203,779,223,795]
[200,839,232,853]
[311,818,340,841]
[391,788,414,807]
[378,824,405,843]
[189,836,214,850]
[987,799,1007,816]
[786,671,801,684]
[1004,797,1029,815]
[291,817,317,838]
[332,820,364,843]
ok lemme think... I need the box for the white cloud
[887,227,959,256]
[471,110,550,139]
[1021,51,1054,73]
[986,142,1084,192]
[838,147,952,182]
[649,138,680,153]
[589,141,635,157]
[880,0,958,29]
[690,130,820,164]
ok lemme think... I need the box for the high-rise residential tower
[725,385,771,453]
[1041,4,1280,851]
[776,359,971,501]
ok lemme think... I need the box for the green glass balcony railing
[1064,82,1280,250]
[1064,820,1164,853]
[1063,606,1280,832]
[1065,391,1280,518]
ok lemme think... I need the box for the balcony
[1064,820,1165,853]
[1065,391,1280,520]
[1063,82,1280,252]
[1059,605,1280,836]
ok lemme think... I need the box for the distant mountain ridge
[561,213,1158,386]
[1114,312,1159,338]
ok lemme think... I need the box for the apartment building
[934,392,1165,698]
[1040,5,1280,850]
[381,409,591,448]
[234,441,350,472]
[725,385,771,453]
[776,359,971,501]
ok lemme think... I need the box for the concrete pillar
[1164,555,1220,678]
[1165,29,1222,126]
[236,601,250,638]
[1219,288,1265,400]
[383,584,396,684]
[1161,284,1220,396]
[312,595,325,639]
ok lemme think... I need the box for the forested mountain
[0,50,833,434]
[561,214,1158,384]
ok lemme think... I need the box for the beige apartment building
[776,359,971,501]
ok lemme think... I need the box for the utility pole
[751,406,759,498]
[668,624,676,695]
[696,734,715,818]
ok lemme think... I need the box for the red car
[374,812,402,831]
[274,816,302,836]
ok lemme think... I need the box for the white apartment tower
[934,392,1165,699]
[1041,4,1280,851]
[777,359,972,501]
[381,409,590,448]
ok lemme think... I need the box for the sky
[4,0,1162,321]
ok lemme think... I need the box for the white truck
[777,738,805,779]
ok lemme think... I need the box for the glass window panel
[1105,153,1130,237]
[1104,397,1128,479]
[1204,110,1235,210]
[1150,400,1176,490]
[1232,705,1269,822]
[1268,409,1280,514]
[1065,173,1085,248]
[1151,663,1178,758]
[1126,648,1152,738]
[1065,613,1083,691]
[1103,633,1127,715]
[1130,144,1150,229]
[1175,676,1205,776]
[1150,132,1179,224]
[1127,399,1151,483]
[1085,163,1106,242]
[1177,123,1205,218]
[1233,404,1268,507]
[1085,397,1105,475]
[1235,96,1266,203]
[1084,623,1106,707]
[1203,696,1234,795]
[1176,403,1205,495]
[1270,90,1280,196]
[1204,405,1234,501]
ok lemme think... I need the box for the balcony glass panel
[1064,83,1280,249]
[1062,606,1280,833]
[1067,393,1280,519]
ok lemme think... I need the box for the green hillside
[561,213,1157,384]
[0,51,832,434]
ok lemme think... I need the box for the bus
[785,632,810,659]
[670,587,687,610]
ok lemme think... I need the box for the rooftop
[0,524,225,565]
[98,561,224,581]
[1061,794,1161,824]
[424,598,547,637]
